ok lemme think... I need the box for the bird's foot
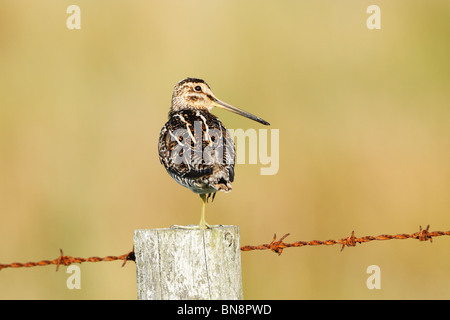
[169,223,223,230]
[170,224,203,230]
[206,224,223,228]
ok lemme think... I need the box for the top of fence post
[134,225,243,300]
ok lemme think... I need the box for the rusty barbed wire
[240,225,450,255]
[0,249,135,271]
[1,225,449,270]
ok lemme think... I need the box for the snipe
[158,78,270,229]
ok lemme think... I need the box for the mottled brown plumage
[158,108,235,195]
[158,78,269,228]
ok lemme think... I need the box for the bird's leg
[170,194,209,229]
[198,194,210,229]
[171,194,222,229]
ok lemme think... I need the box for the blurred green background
[1,0,450,299]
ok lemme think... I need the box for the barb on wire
[240,225,450,255]
[0,249,135,272]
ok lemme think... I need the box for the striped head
[169,77,270,126]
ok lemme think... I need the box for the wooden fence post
[134,225,243,300]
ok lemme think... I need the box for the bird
[158,78,270,229]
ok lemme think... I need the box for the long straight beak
[213,98,270,126]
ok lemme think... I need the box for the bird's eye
[194,86,202,92]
